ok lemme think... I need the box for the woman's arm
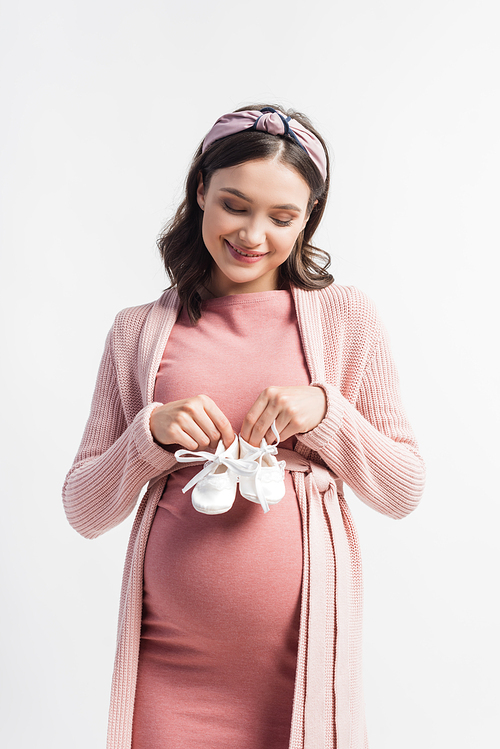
[62,330,178,539]
[240,310,425,519]
[297,323,425,519]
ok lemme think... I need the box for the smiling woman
[196,159,312,296]
[62,104,425,749]
[158,104,332,324]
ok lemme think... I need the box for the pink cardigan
[63,284,425,749]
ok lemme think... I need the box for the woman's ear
[196,172,205,211]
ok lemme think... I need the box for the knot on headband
[254,108,290,136]
[202,107,328,181]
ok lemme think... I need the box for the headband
[201,107,328,181]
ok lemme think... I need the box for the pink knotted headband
[202,107,328,181]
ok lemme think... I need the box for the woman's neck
[202,271,286,299]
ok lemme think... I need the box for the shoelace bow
[174,449,243,493]
[175,423,284,514]
[239,425,284,513]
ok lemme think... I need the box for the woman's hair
[157,103,334,323]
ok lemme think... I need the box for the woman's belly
[143,468,302,661]
[133,469,303,749]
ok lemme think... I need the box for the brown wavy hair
[157,104,333,323]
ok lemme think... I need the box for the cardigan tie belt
[277,448,351,749]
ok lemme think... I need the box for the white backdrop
[1,0,499,747]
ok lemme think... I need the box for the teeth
[230,243,263,258]
[237,249,260,257]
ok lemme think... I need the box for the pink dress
[132,291,311,749]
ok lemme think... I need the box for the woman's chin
[209,266,279,297]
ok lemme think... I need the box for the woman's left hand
[240,386,327,447]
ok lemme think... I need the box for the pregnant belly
[141,469,303,665]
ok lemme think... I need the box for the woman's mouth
[225,240,268,263]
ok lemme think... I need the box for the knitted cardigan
[63,284,425,749]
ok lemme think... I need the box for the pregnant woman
[63,104,425,749]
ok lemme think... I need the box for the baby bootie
[238,422,286,513]
[174,435,240,515]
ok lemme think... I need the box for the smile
[225,240,268,262]
[234,247,265,258]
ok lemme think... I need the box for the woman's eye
[223,202,244,214]
[222,201,293,227]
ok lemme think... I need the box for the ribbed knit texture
[62,284,425,749]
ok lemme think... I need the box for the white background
[1,0,499,746]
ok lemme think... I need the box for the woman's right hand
[149,395,235,451]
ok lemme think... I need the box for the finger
[245,387,300,445]
[174,428,206,452]
[170,395,227,449]
[246,407,282,447]
[187,410,222,449]
[153,400,220,450]
[175,412,224,451]
[263,415,291,445]
[164,413,215,450]
[270,413,311,445]
[240,391,271,444]
[200,397,235,449]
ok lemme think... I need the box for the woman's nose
[238,218,266,247]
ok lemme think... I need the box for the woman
[63,105,425,749]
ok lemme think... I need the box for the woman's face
[197,158,311,297]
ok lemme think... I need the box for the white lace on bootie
[175,435,241,515]
[238,422,287,513]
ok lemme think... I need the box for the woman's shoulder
[102,288,181,389]
[296,283,381,335]
[111,288,180,338]
[310,282,375,308]
[104,288,181,372]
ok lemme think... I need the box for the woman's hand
[150,395,235,451]
[240,386,327,447]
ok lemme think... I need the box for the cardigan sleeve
[62,328,177,539]
[296,318,425,519]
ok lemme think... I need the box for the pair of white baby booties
[174,423,286,515]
